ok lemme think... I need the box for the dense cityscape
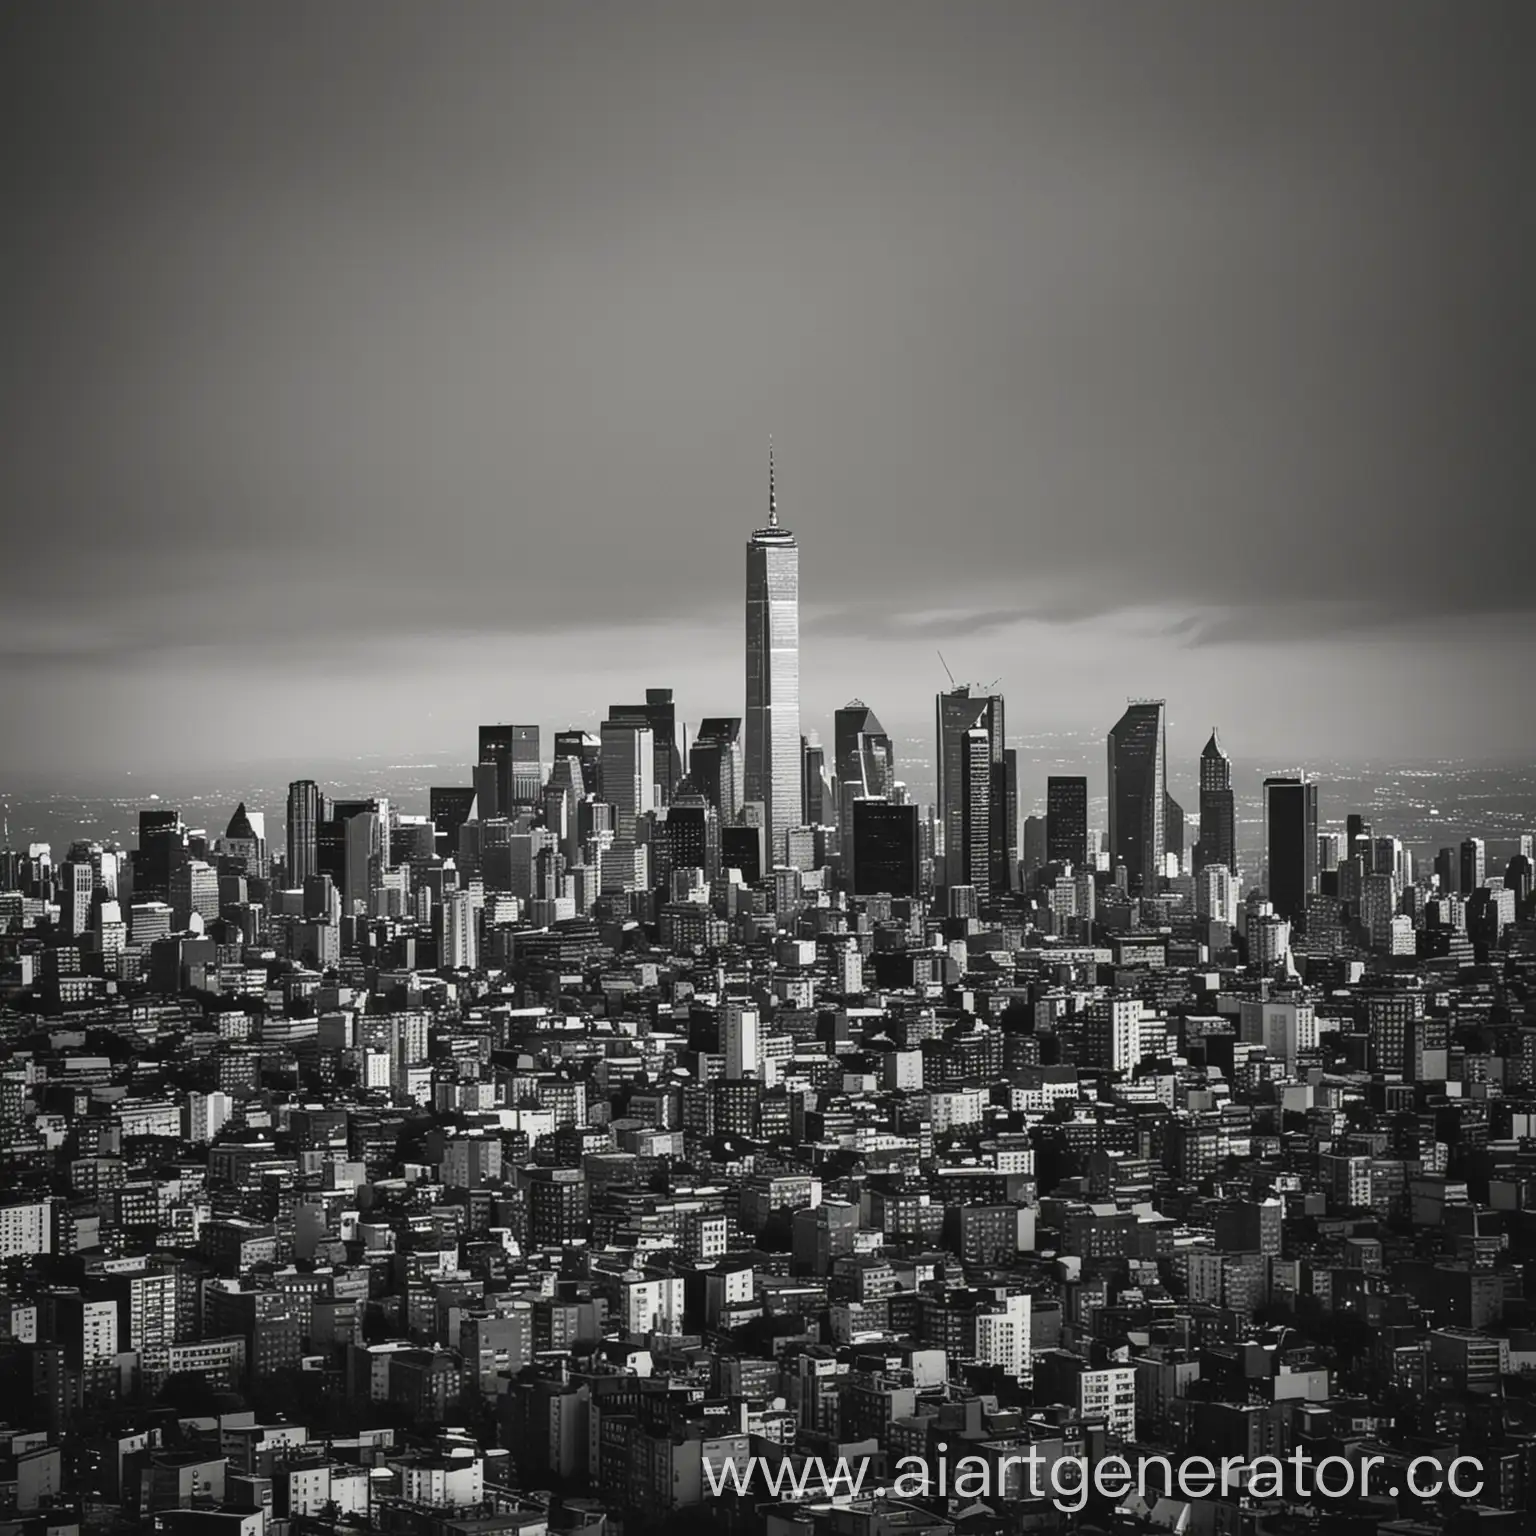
[2,480,1535,1536]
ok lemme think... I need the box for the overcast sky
[2,0,1532,785]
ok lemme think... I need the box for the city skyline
[3,2,1534,777]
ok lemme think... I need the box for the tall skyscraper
[479,724,541,814]
[960,726,994,904]
[286,780,321,886]
[745,446,800,868]
[1459,837,1486,894]
[1194,729,1235,877]
[600,721,655,845]
[1164,793,1185,872]
[609,691,679,806]
[136,809,182,903]
[1003,748,1020,890]
[553,730,601,796]
[1263,775,1320,923]
[801,737,830,826]
[833,699,893,843]
[1107,701,1167,893]
[1046,777,1089,867]
[691,718,743,819]
[937,686,1006,897]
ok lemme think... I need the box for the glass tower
[1108,699,1167,893]
[745,445,800,867]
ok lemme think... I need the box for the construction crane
[937,651,1002,696]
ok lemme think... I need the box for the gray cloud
[1,1,1532,772]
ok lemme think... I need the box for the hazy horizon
[3,1,1532,777]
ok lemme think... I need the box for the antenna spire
[768,438,778,528]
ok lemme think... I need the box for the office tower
[286,781,321,885]
[1196,863,1237,926]
[721,825,764,885]
[959,726,993,904]
[1460,837,1486,894]
[599,721,655,845]
[136,809,182,902]
[744,446,801,867]
[690,718,743,819]
[654,793,718,888]
[220,803,268,880]
[1003,748,1020,890]
[1107,701,1167,893]
[1164,794,1185,872]
[344,802,388,915]
[834,699,893,844]
[937,686,1006,896]
[851,800,920,897]
[479,723,540,814]
[1194,729,1236,876]
[553,730,601,796]
[609,691,680,806]
[61,858,94,937]
[723,1002,761,1080]
[429,786,476,861]
[1022,815,1047,883]
[471,762,501,823]
[1084,997,1139,1072]
[801,737,830,826]
[1317,831,1345,873]
[1346,814,1375,872]
[1046,777,1089,867]
[170,860,219,928]
[1263,776,1320,923]
[440,888,478,970]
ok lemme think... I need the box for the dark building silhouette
[1194,729,1235,877]
[690,718,743,819]
[1264,776,1319,923]
[1046,777,1089,868]
[936,687,1006,898]
[135,809,182,903]
[851,799,920,897]
[429,786,477,861]
[833,699,893,842]
[1003,747,1020,889]
[1107,700,1166,892]
[1165,793,1185,867]
[801,737,829,826]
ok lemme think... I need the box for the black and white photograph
[1,3,1534,1533]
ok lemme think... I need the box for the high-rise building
[429,786,477,861]
[801,737,830,827]
[286,781,320,886]
[1194,729,1235,877]
[937,686,1006,896]
[744,446,800,867]
[1263,776,1320,923]
[833,699,893,845]
[1046,777,1089,867]
[690,718,743,819]
[959,726,993,905]
[479,724,541,814]
[850,800,920,897]
[553,730,601,797]
[1022,815,1047,884]
[1107,701,1167,893]
[136,809,182,903]
[723,1002,761,1080]
[600,721,655,845]
[1459,837,1486,895]
[609,691,680,807]
[440,888,478,970]
[1003,747,1020,890]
